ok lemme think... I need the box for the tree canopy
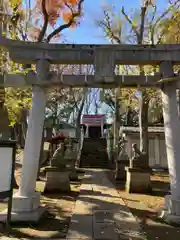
[0,0,85,143]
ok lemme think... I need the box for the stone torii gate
[0,33,180,224]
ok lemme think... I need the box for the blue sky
[61,0,168,116]
[26,0,170,44]
[62,0,168,44]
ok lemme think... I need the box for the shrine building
[81,114,107,139]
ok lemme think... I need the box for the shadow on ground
[0,174,83,239]
[0,169,180,240]
[106,169,180,240]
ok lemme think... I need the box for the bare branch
[97,10,121,44]
[121,6,140,40]
[37,0,49,42]
[65,2,74,14]
[17,25,29,41]
[150,5,157,25]
[46,0,84,43]
[169,0,180,4]
[139,6,148,43]
[149,5,157,44]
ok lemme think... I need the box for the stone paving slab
[66,169,146,240]
[93,222,118,240]
[93,210,114,223]
[66,214,93,239]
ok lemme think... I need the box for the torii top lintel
[1,34,180,65]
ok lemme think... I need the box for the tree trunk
[113,89,121,161]
[139,90,149,157]
[138,63,149,160]
[76,96,86,137]
[136,4,149,160]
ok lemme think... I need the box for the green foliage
[0,1,85,128]
[5,88,32,126]
[160,10,180,44]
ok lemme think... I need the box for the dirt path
[106,170,180,240]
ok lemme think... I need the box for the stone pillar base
[0,192,45,222]
[159,195,180,224]
[44,167,71,193]
[115,160,129,181]
[125,167,152,193]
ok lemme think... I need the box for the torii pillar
[160,61,180,224]
[0,59,49,222]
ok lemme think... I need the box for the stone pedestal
[69,167,78,181]
[0,192,45,222]
[65,146,78,181]
[125,143,151,193]
[115,142,129,181]
[44,167,71,193]
[115,160,129,181]
[125,167,152,193]
[159,195,180,224]
[66,159,78,181]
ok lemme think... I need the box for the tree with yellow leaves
[0,0,85,144]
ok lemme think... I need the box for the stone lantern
[125,143,152,193]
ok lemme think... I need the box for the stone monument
[44,142,71,193]
[125,143,152,193]
[64,138,79,181]
[115,137,129,181]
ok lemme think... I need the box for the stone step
[80,138,109,168]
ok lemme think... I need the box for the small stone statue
[64,141,75,165]
[115,136,129,181]
[130,143,149,169]
[50,142,66,169]
[117,137,129,162]
[126,143,152,193]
